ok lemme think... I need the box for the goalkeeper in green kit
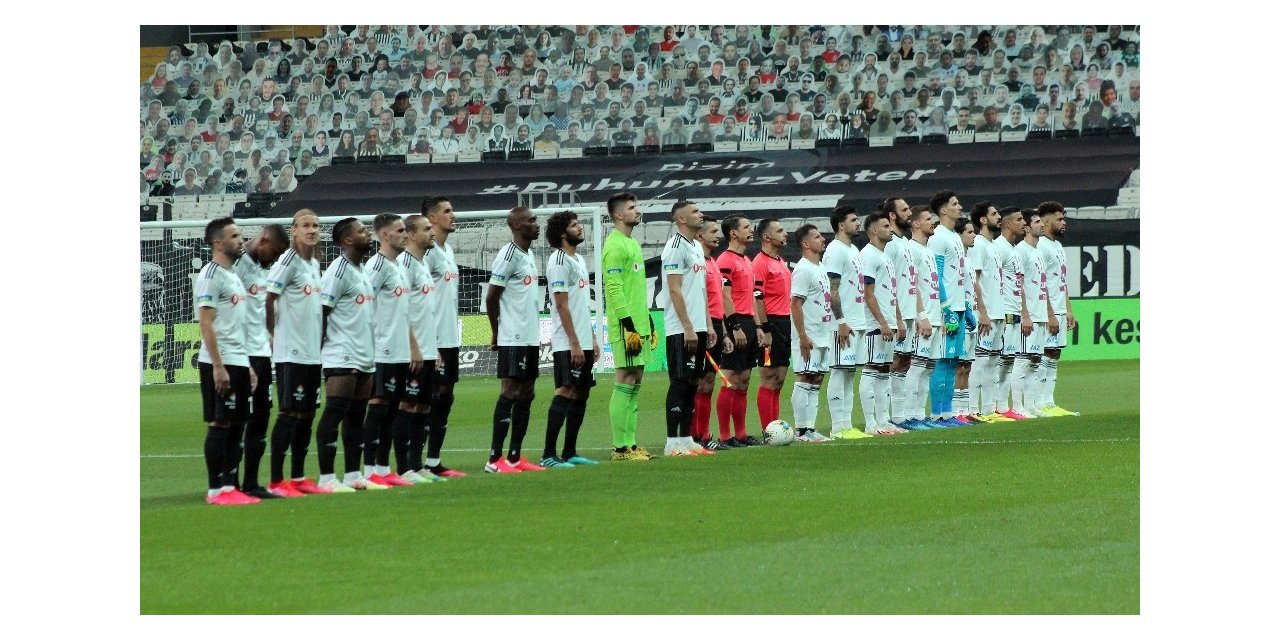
[602,192,656,461]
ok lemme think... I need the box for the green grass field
[140,359,1138,614]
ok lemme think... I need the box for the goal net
[140,206,607,384]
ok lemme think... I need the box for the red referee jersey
[716,250,756,315]
[705,255,725,319]
[752,251,792,316]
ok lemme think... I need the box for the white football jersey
[1038,235,1069,315]
[790,257,834,348]
[661,233,709,335]
[991,235,1024,316]
[546,249,593,352]
[886,234,915,320]
[366,251,411,363]
[911,240,942,324]
[400,250,439,360]
[928,223,966,309]
[1017,240,1049,322]
[971,234,1003,317]
[194,261,250,367]
[860,243,896,330]
[265,248,323,364]
[319,254,375,372]
[820,239,867,331]
[488,242,540,347]
[232,255,271,358]
[425,242,461,349]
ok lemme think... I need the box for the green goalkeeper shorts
[610,335,653,370]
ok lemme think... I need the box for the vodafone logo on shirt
[229,294,241,305]
[444,272,458,281]
[693,264,704,273]
[355,294,369,304]
[247,284,259,295]
[578,279,587,288]
[394,286,405,297]
[420,284,433,294]
[302,284,314,295]
[522,275,533,285]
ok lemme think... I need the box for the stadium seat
[1103,206,1135,219]
[778,217,804,233]
[643,221,673,245]
[1073,206,1106,219]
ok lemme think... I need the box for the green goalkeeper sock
[610,383,638,449]
[627,383,642,447]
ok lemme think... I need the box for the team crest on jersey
[693,264,704,273]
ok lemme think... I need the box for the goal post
[139,206,609,384]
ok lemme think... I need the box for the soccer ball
[763,420,795,446]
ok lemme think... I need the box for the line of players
[192,191,1079,503]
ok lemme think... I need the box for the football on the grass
[763,420,795,446]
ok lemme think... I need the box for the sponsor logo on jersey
[302,284,313,295]
[578,279,587,288]
[394,287,406,297]
[444,272,457,281]
[248,284,259,295]
[421,285,432,294]
[355,294,368,304]
[693,263,704,273]
[522,275,533,285]
[228,294,241,305]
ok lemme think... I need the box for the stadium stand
[142,25,1139,221]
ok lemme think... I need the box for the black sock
[224,421,245,488]
[544,394,571,459]
[377,404,396,467]
[205,426,228,490]
[666,381,689,438]
[410,412,429,471]
[490,395,514,463]
[269,414,296,483]
[392,410,415,474]
[507,398,533,463]
[563,397,588,459]
[342,400,367,474]
[289,414,314,479]
[426,422,447,465]
[242,410,269,489]
[679,384,697,438]
[316,398,349,477]
[362,404,389,467]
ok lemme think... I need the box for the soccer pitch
[140,359,1138,614]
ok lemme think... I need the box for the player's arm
[823,254,850,348]
[915,256,932,338]
[263,257,293,340]
[666,270,696,352]
[484,282,503,351]
[408,322,423,372]
[548,259,584,366]
[1044,275,1058,335]
[972,269,991,336]
[1018,263,1032,337]
[318,266,342,347]
[790,274,812,361]
[863,274,893,341]
[718,263,743,348]
[195,278,229,395]
[1064,285,1076,331]
[601,242,635,329]
[935,253,958,333]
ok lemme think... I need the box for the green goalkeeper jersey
[602,228,651,337]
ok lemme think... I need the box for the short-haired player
[397,214,448,482]
[990,206,1032,420]
[1013,209,1053,417]
[858,211,901,434]
[1034,201,1078,417]
[602,192,658,460]
[966,201,1013,422]
[661,201,716,456]
[789,224,836,439]
[421,196,467,477]
[822,206,877,439]
[880,196,916,427]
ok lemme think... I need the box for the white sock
[679,436,694,449]
[344,471,361,483]
[889,370,907,421]
[364,464,377,477]
[874,372,891,426]
[827,368,854,432]
[904,363,927,420]
[1032,359,1049,411]
[221,484,235,493]
[318,473,335,484]
[426,457,441,468]
[666,436,679,451]
[996,357,1014,412]
[792,381,810,430]
[970,355,988,414]
[1043,356,1059,407]
[209,488,221,498]
[952,388,965,416]
[859,369,879,430]
[376,465,391,476]
[1011,358,1032,413]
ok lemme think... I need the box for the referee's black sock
[562,396,588,459]
[223,420,245,488]
[342,400,367,474]
[490,395,514,464]
[316,397,349,477]
[362,403,389,467]
[289,414,314,480]
[665,381,689,438]
[544,394,571,459]
[205,426,228,490]
[507,398,533,463]
[242,410,269,489]
[392,409,415,474]
[409,412,429,471]
[269,414,296,484]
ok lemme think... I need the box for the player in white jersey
[880,196,915,425]
[858,211,901,435]
[484,207,546,473]
[1014,210,1053,418]
[196,218,260,505]
[396,214,448,483]
[926,190,973,426]
[953,219,980,421]
[789,223,836,440]
[360,213,423,488]
[264,209,324,498]
[314,218,379,492]
[660,201,714,456]
[420,196,466,478]
[1034,201,1079,417]
[901,205,943,429]
[542,211,603,468]
[966,202,1011,423]
[231,224,288,500]
[821,206,878,439]
[990,207,1032,420]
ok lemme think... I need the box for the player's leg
[997,320,1024,418]
[757,318,790,431]
[1041,314,1076,415]
[363,364,401,485]
[268,364,309,497]
[505,348,543,470]
[399,360,438,483]
[340,373,380,489]
[561,368,595,464]
[426,347,464,477]
[1023,323,1048,417]
[315,370,358,492]
[954,359,972,421]
[240,356,274,498]
[543,351,576,466]
[201,363,258,505]
[889,320,914,426]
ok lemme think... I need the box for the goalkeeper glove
[943,306,960,335]
[648,315,659,349]
[620,317,643,356]
[963,304,977,332]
